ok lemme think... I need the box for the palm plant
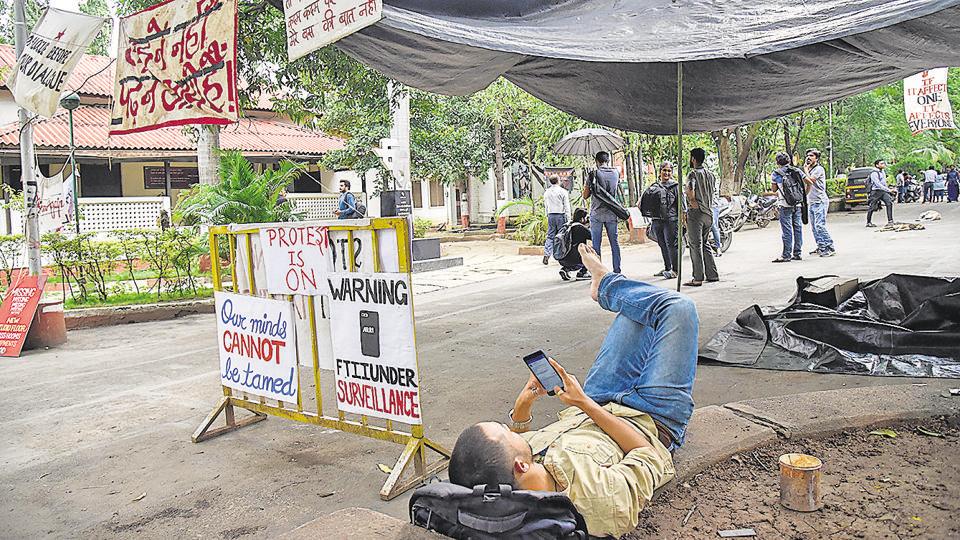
[496,196,547,245]
[174,151,304,225]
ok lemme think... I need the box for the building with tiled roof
[0,44,357,219]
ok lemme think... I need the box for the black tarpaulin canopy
[337,0,960,133]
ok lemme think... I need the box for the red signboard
[0,275,47,357]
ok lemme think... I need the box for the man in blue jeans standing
[583,151,622,273]
[448,244,697,537]
[542,174,571,265]
[771,152,804,263]
[803,148,836,257]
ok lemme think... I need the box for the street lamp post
[59,92,81,234]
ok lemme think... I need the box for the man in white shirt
[923,166,938,203]
[543,175,572,265]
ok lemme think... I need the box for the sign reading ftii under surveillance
[327,272,420,424]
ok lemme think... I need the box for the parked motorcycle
[744,191,779,229]
[903,178,922,203]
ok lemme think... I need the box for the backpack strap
[457,510,528,533]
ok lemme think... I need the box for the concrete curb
[65,298,214,330]
[281,384,960,538]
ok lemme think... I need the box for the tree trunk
[636,141,645,192]
[781,118,791,160]
[493,121,504,198]
[711,129,735,195]
[198,125,221,185]
[625,152,637,206]
[733,123,760,194]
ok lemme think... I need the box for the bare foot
[578,244,609,302]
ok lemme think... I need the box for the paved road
[1,201,957,538]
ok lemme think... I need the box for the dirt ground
[631,416,960,540]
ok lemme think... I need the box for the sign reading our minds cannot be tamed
[216,292,298,402]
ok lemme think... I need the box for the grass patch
[65,287,214,309]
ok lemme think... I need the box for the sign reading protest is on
[216,291,298,402]
[5,7,107,118]
[111,0,239,135]
[284,0,383,62]
[0,275,47,357]
[904,68,957,135]
[327,272,421,424]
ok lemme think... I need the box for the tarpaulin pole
[675,62,684,292]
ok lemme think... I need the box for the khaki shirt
[521,403,675,538]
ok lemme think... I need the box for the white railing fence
[288,192,366,220]
[2,197,172,236]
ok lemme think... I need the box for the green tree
[79,0,112,56]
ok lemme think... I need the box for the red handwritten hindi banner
[284,0,382,62]
[0,275,47,357]
[110,0,239,135]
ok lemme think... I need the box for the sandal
[683,280,703,287]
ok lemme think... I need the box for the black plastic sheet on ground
[700,274,960,378]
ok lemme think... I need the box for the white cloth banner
[35,168,73,234]
[328,272,421,424]
[216,291,299,402]
[904,68,957,135]
[5,7,107,118]
[284,0,383,62]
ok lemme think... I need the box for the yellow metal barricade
[192,217,450,500]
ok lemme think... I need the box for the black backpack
[639,183,670,219]
[779,166,806,207]
[410,483,588,539]
[588,171,631,221]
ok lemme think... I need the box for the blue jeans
[711,206,721,248]
[583,273,699,448]
[590,219,621,273]
[778,205,803,258]
[649,219,678,272]
[808,202,833,252]
[544,213,567,259]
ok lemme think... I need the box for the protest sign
[0,275,47,357]
[36,169,73,234]
[5,8,107,118]
[904,69,957,135]
[328,272,420,424]
[284,0,383,62]
[216,291,298,402]
[110,0,239,135]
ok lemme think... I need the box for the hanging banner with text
[284,0,383,62]
[110,0,239,135]
[216,291,298,402]
[328,272,421,424]
[0,275,47,357]
[36,169,74,234]
[904,68,957,135]
[5,7,107,118]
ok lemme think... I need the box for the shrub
[413,217,432,239]
[496,197,547,245]
[826,177,846,198]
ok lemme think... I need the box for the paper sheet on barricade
[327,272,421,425]
[233,221,399,371]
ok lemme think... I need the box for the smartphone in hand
[523,350,564,396]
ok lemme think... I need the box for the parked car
[844,167,877,208]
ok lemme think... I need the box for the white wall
[0,91,20,127]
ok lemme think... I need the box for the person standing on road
[543,174,572,265]
[895,170,906,203]
[710,174,723,258]
[923,166,937,203]
[866,159,895,227]
[583,151,623,273]
[682,148,719,286]
[647,161,680,279]
[335,180,359,219]
[771,152,804,263]
[947,165,960,203]
[803,148,835,257]
[934,171,947,202]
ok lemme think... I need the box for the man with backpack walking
[683,148,719,286]
[866,160,895,227]
[583,151,623,274]
[771,152,807,263]
[542,175,572,265]
[640,161,681,279]
[803,148,835,257]
[334,179,361,219]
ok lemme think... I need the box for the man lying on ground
[448,244,699,538]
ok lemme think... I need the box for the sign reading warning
[110,0,239,135]
[904,68,957,135]
[327,272,421,424]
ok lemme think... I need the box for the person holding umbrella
[583,151,623,274]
